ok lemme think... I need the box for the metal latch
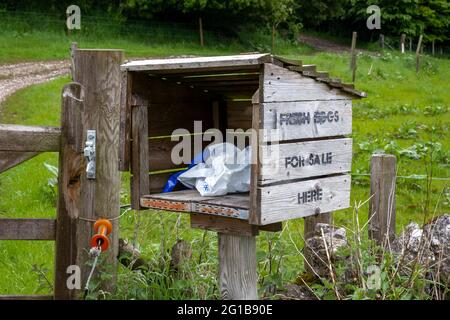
[84,130,96,179]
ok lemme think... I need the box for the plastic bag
[177,143,251,196]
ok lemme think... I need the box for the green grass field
[0,14,448,298]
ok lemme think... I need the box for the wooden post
[368,154,396,246]
[350,32,357,82]
[409,37,412,52]
[218,233,258,300]
[400,34,406,53]
[432,40,435,56]
[73,49,124,295]
[54,82,84,299]
[70,42,77,81]
[379,34,384,49]
[130,104,149,209]
[199,17,204,47]
[416,35,423,73]
[303,212,332,275]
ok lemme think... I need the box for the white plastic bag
[177,143,251,196]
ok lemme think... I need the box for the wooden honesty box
[118,54,366,234]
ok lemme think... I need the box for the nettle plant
[299,203,447,300]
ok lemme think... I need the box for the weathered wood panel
[249,88,262,225]
[121,53,271,72]
[259,174,351,225]
[190,214,258,236]
[227,100,253,130]
[0,218,56,240]
[73,49,123,294]
[0,151,38,173]
[141,190,250,220]
[118,70,131,171]
[261,100,352,142]
[54,82,84,300]
[0,124,61,152]
[369,154,396,245]
[260,138,352,184]
[148,102,214,137]
[131,105,150,209]
[219,233,258,300]
[190,214,281,236]
[262,63,352,102]
[148,137,212,171]
[149,172,173,194]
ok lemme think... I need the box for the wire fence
[0,10,239,45]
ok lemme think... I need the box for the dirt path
[0,60,70,105]
[299,34,364,53]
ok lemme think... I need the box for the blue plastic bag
[162,150,207,193]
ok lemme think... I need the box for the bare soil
[0,60,70,105]
[299,34,364,53]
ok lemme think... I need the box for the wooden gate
[0,48,123,300]
[0,83,82,299]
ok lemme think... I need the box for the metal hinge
[83,130,96,179]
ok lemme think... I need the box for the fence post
[218,233,258,300]
[199,17,204,47]
[350,31,357,82]
[54,82,84,299]
[379,34,384,49]
[416,35,423,73]
[303,212,332,275]
[368,154,396,246]
[73,49,124,295]
[70,42,77,80]
[400,34,406,53]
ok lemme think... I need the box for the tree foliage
[1,0,448,43]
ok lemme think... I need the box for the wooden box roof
[121,53,366,98]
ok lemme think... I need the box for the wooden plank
[121,54,271,72]
[259,138,352,185]
[54,82,85,300]
[0,295,53,300]
[149,172,173,194]
[0,218,56,240]
[0,124,61,152]
[148,101,214,137]
[227,100,253,130]
[259,174,351,225]
[261,100,352,142]
[73,49,123,294]
[131,105,150,209]
[0,151,38,173]
[174,73,259,83]
[262,63,352,102]
[368,154,396,246]
[190,214,258,236]
[148,137,210,171]
[141,190,250,220]
[218,233,258,300]
[118,70,131,171]
[249,88,262,225]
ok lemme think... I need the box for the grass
[0,11,313,64]
[0,13,448,298]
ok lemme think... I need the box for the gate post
[73,49,124,295]
[54,82,85,299]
